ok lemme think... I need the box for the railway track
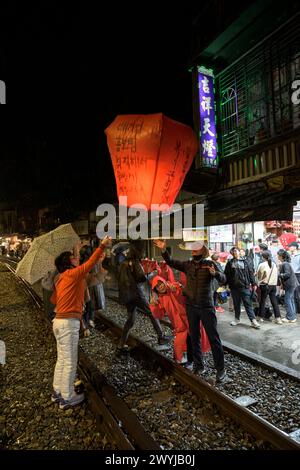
[2,262,160,450]
[5,262,300,450]
[104,290,300,383]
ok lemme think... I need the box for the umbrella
[218,252,230,261]
[279,232,297,250]
[15,224,80,284]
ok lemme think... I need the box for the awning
[203,204,294,226]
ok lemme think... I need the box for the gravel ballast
[0,266,110,450]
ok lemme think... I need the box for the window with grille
[217,14,300,157]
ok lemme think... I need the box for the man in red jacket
[51,235,111,409]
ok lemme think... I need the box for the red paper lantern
[105,113,198,210]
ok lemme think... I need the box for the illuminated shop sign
[198,66,217,167]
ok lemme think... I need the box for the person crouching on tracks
[150,276,211,365]
[117,240,170,354]
[50,235,112,409]
[153,240,226,383]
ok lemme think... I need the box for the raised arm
[153,240,187,273]
[208,262,226,284]
[214,264,227,284]
[71,236,111,280]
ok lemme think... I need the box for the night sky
[0,3,201,212]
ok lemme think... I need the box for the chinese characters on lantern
[105,113,198,210]
[198,67,217,167]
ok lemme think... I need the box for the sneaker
[59,393,85,410]
[258,318,264,322]
[230,319,240,326]
[176,352,188,364]
[275,318,283,324]
[281,317,296,323]
[115,345,131,355]
[288,318,297,323]
[215,306,225,313]
[216,369,226,383]
[74,378,84,394]
[83,329,90,337]
[89,320,95,328]
[51,390,62,403]
[251,319,260,329]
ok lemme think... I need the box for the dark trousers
[258,285,280,318]
[42,288,55,321]
[231,287,255,321]
[82,300,95,328]
[118,296,163,348]
[294,274,300,314]
[186,304,224,371]
[213,291,218,307]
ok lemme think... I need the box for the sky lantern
[105,113,198,211]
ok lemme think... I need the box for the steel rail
[105,291,300,383]
[2,262,160,450]
[94,311,300,451]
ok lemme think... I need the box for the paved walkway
[217,306,300,375]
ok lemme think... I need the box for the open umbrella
[279,232,297,250]
[15,224,80,284]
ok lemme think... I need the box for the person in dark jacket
[225,246,260,329]
[288,242,300,315]
[153,239,226,382]
[277,249,298,323]
[117,240,169,352]
[211,253,225,313]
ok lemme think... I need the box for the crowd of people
[45,234,299,410]
[216,241,299,326]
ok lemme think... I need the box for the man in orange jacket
[50,235,111,409]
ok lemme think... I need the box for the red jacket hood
[151,275,169,290]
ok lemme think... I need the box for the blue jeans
[231,287,255,321]
[284,287,296,320]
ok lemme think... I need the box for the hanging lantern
[105,113,198,211]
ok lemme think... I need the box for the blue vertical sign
[198,66,217,167]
